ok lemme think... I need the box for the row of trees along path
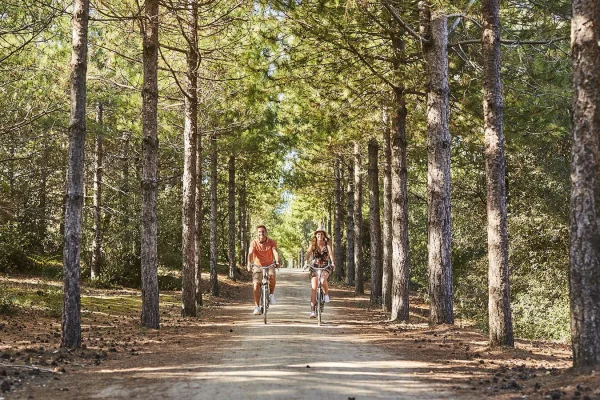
[32,0,600,375]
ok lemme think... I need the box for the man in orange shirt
[247,225,280,315]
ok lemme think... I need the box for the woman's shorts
[309,269,330,279]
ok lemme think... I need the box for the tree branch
[382,2,429,44]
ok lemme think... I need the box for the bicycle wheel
[317,287,322,326]
[262,284,269,324]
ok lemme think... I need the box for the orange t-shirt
[250,238,277,266]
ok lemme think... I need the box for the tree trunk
[346,159,355,286]
[569,0,600,370]
[228,156,236,281]
[354,142,364,293]
[421,5,454,325]
[482,0,513,347]
[368,139,382,304]
[209,134,219,296]
[181,0,198,317]
[140,0,160,329]
[91,102,103,280]
[390,86,410,322]
[381,108,393,312]
[238,175,244,269]
[334,158,343,281]
[120,131,130,230]
[195,132,203,306]
[62,0,89,348]
[38,141,49,250]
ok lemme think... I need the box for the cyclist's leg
[253,282,261,306]
[310,275,318,309]
[268,270,276,294]
[321,271,330,294]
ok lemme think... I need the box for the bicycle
[305,262,332,326]
[252,263,277,324]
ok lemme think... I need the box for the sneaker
[309,311,316,318]
[269,294,276,304]
[253,306,261,315]
[324,294,330,303]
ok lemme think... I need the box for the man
[247,225,280,315]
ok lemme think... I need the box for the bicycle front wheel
[262,284,269,324]
[317,287,323,326]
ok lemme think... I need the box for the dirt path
[3,269,587,400]
[89,268,454,399]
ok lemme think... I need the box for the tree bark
[195,132,203,306]
[209,133,219,296]
[181,0,198,317]
[120,131,130,230]
[228,156,236,281]
[390,86,410,322]
[140,0,160,329]
[239,179,248,271]
[354,142,364,293]
[91,102,103,280]
[62,0,89,348]
[368,139,382,304]
[482,0,513,347]
[381,108,393,312]
[334,158,343,281]
[569,0,600,370]
[346,159,355,286]
[421,5,454,325]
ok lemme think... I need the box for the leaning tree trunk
[569,0,600,370]
[381,108,393,312]
[209,134,219,296]
[368,139,382,304]
[140,0,160,329]
[421,5,454,325]
[195,131,203,306]
[91,102,103,280]
[390,86,410,322]
[228,156,236,281]
[346,159,355,286]
[334,158,343,281]
[354,142,364,293]
[482,0,513,347]
[181,0,198,317]
[62,0,89,348]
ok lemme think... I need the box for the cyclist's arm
[328,244,335,270]
[247,241,254,270]
[272,246,280,267]
[304,243,313,265]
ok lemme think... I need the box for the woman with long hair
[304,227,336,318]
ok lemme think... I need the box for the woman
[305,227,335,318]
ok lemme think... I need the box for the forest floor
[0,268,597,399]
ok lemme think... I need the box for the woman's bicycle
[305,262,333,326]
[252,263,276,324]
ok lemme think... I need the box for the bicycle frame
[308,263,332,326]
[252,263,276,324]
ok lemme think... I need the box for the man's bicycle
[305,262,333,326]
[252,263,277,324]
